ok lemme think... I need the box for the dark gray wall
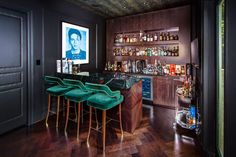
[201,0,216,156]
[0,0,105,126]
[225,0,236,156]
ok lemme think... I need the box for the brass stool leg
[81,103,84,124]
[119,104,124,139]
[64,99,70,132]
[95,109,99,129]
[56,96,60,128]
[63,98,65,117]
[45,94,51,127]
[102,110,106,152]
[74,102,77,122]
[77,102,81,141]
[87,106,92,146]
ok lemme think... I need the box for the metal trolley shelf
[174,88,201,134]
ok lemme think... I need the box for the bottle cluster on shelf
[114,31,179,44]
[104,60,186,76]
[113,45,179,57]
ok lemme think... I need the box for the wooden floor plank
[0,105,204,157]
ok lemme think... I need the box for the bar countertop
[56,71,141,90]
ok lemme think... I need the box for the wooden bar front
[120,80,142,133]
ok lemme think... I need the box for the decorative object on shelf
[114,27,179,44]
[112,45,179,57]
[105,60,185,76]
[56,60,61,73]
[72,64,80,74]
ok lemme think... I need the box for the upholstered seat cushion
[87,93,124,110]
[46,85,71,96]
[64,89,93,102]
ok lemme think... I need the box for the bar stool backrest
[63,79,87,90]
[44,76,66,86]
[85,82,121,99]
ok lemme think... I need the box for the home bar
[0,0,235,157]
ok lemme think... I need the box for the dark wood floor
[0,104,204,157]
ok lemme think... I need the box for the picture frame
[62,22,89,64]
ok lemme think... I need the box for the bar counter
[57,72,143,133]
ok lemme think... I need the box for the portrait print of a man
[62,22,89,64]
[66,28,86,60]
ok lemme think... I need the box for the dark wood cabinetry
[106,5,191,65]
[153,76,183,108]
[106,6,191,108]
[153,77,171,106]
[172,79,184,107]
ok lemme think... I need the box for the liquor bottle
[158,47,161,56]
[170,34,174,40]
[123,35,127,43]
[143,33,147,42]
[161,47,164,56]
[119,34,123,43]
[175,46,179,56]
[166,32,170,41]
[113,48,116,56]
[126,35,130,43]
[133,35,136,43]
[159,32,163,41]
[154,33,158,41]
[121,48,124,56]
[163,32,167,41]
[147,34,150,42]
[150,34,153,42]
[167,47,171,56]
[172,46,176,56]
[174,34,179,40]
[163,46,167,56]
[105,62,108,71]
[114,34,118,43]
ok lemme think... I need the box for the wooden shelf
[113,55,179,58]
[114,40,179,47]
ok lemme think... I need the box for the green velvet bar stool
[85,82,124,152]
[44,76,72,128]
[63,79,93,140]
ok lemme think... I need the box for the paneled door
[0,7,27,134]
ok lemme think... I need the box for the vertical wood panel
[106,5,191,65]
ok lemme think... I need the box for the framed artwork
[62,22,89,64]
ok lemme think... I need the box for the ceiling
[67,0,191,19]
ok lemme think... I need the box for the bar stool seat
[65,89,92,102]
[47,86,71,96]
[44,76,72,128]
[87,92,123,110]
[85,82,124,152]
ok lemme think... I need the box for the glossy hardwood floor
[0,104,204,157]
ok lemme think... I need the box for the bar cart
[174,85,201,134]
